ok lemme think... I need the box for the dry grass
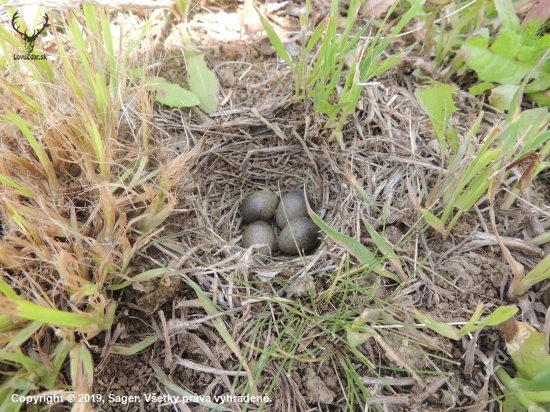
[0,6,200,409]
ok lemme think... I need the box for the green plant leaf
[494,0,521,33]
[462,30,543,85]
[0,282,95,328]
[254,5,293,68]
[526,90,550,106]
[346,325,371,348]
[489,84,521,111]
[414,206,446,235]
[111,334,160,355]
[513,369,550,392]
[153,82,200,108]
[309,212,400,282]
[500,320,550,380]
[412,309,461,340]
[181,32,219,113]
[460,303,484,335]
[43,339,74,389]
[469,82,494,95]
[415,84,458,159]
[497,366,547,412]
[0,175,35,198]
[363,218,407,282]
[513,252,550,295]
[143,76,169,87]
[477,306,518,327]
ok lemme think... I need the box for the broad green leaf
[522,390,550,404]
[530,35,550,55]
[415,84,458,159]
[494,0,521,32]
[489,84,521,111]
[181,32,219,113]
[0,295,95,328]
[526,90,550,107]
[495,353,547,412]
[462,35,534,84]
[346,326,371,348]
[513,369,550,392]
[469,82,494,95]
[476,306,518,327]
[153,82,200,108]
[500,320,550,380]
[491,29,522,61]
[143,76,169,87]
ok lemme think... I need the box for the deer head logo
[11,11,50,54]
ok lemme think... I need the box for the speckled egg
[275,190,314,229]
[242,221,276,256]
[240,191,279,223]
[277,217,319,255]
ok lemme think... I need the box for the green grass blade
[412,309,461,340]
[111,334,160,355]
[309,212,401,282]
[254,6,293,68]
[0,295,95,328]
[5,110,56,183]
[0,175,35,198]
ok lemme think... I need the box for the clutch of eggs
[240,190,319,256]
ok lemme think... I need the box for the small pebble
[275,190,314,229]
[242,221,276,256]
[277,217,319,255]
[241,191,279,223]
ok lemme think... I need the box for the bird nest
[152,79,431,300]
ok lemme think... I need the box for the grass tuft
[0,6,198,409]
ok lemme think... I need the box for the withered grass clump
[0,6,197,409]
